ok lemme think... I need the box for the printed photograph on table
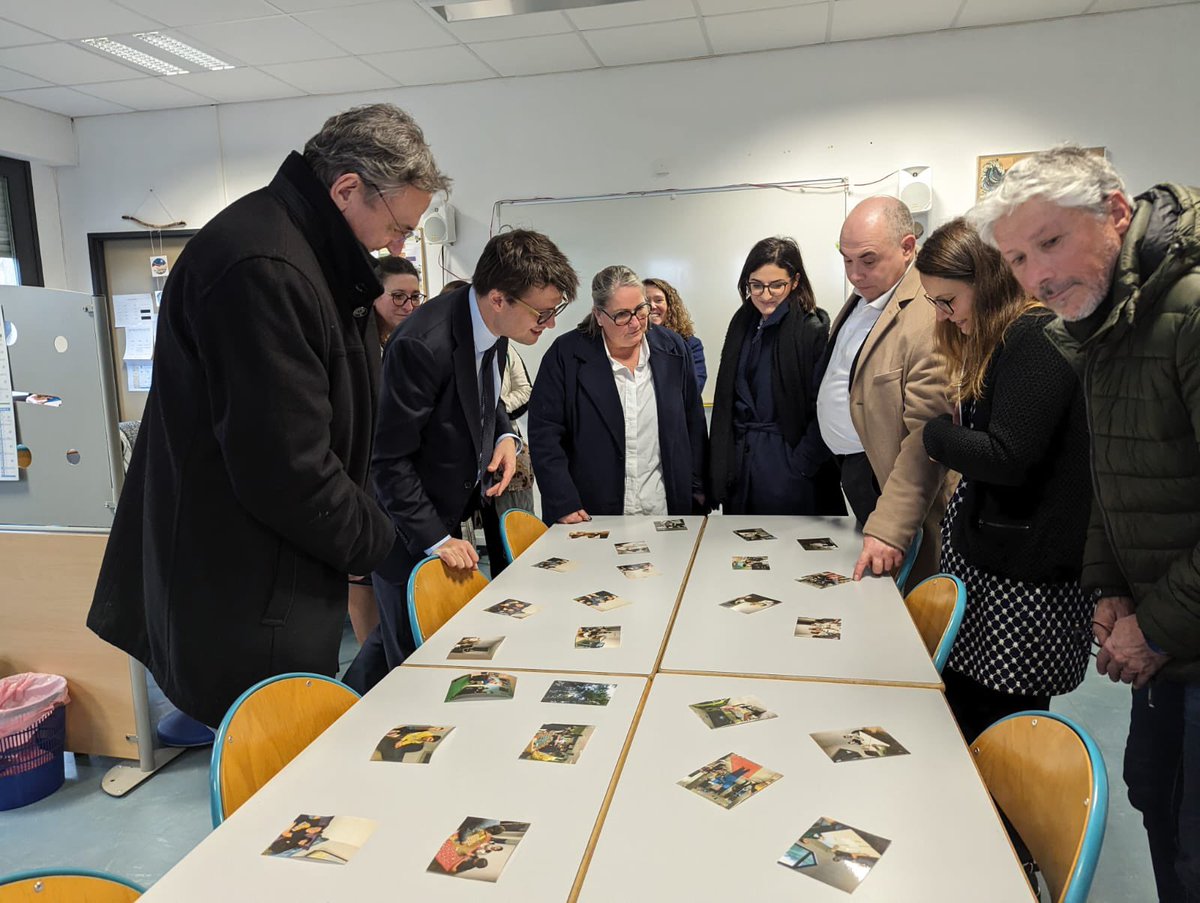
[447,636,505,661]
[798,537,839,551]
[445,672,517,702]
[371,725,454,764]
[519,723,596,764]
[541,680,617,706]
[569,529,610,539]
[810,726,911,763]
[677,752,783,810]
[795,617,842,639]
[573,589,633,612]
[689,696,778,729]
[613,540,650,555]
[428,816,531,882]
[533,557,577,572]
[719,592,782,615]
[654,518,687,532]
[262,814,376,865]
[575,626,622,649]
[617,562,660,579]
[734,527,776,542]
[797,571,852,588]
[485,599,539,619]
[778,817,892,893]
[732,556,770,571]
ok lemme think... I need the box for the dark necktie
[479,343,498,501]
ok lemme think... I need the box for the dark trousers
[1124,681,1200,902]
[838,451,881,528]
[942,666,1051,744]
[479,500,508,577]
[342,541,421,694]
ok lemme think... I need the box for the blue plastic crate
[0,704,66,810]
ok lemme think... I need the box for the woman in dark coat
[709,237,844,515]
[530,265,708,524]
[919,218,1092,743]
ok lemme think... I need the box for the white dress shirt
[605,335,668,516]
[816,274,907,455]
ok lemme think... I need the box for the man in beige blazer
[816,196,952,588]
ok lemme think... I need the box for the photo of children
[573,590,632,612]
[677,752,783,810]
[794,617,842,639]
[485,599,539,619]
[809,726,911,763]
[371,725,454,764]
[262,814,377,864]
[617,562,659,579]
[444,672,517,702]
[688,696,778,729]
[533,557,577,572]
[447,636,505,661]
[428,816,531,882]
[733,527,776,541]
[797,571,852,588]
[568,530,610,539]
[777,817,892,893]
[654,519,687,531]
[518,723,596,764]
[731,556,770,571]
[719,593,782,615]
[575,626,622,649]
[614,540,650,555]
[798,537,839,551]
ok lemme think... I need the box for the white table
[405,515,704,677]
[577,673,1031,903]
[140,667,648,902]
[659,515,942,688]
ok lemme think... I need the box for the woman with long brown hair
[919,218,1092,742]
[643,277,706,392]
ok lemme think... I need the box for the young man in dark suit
[344,230,578,692]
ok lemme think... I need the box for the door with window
[0,155,42,287]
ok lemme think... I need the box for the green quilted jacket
[1048,183,1200,683]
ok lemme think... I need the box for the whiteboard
[498,185,849,402]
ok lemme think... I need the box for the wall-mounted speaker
[898,166,932,214]
[423,203,456,244]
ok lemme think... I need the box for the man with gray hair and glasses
[972,145,1200,902]
[88,104,449,728]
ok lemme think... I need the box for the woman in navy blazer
[530,266,709,524]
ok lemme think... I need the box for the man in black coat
[87,104,449,727]
[343,230,578,692]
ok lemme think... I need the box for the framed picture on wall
[976,147,1107,200]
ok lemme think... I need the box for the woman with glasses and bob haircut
[919,217,1092,742]
[709,237,844,515]
[530,265,708,525]
[371,254,424,351]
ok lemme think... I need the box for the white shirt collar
[604,333,651,375]
[468,285,501,355]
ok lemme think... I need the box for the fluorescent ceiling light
[80,37,188,75]
[135,33,235,71]
[431,0,634,22]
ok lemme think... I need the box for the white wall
[53,4,1200,307]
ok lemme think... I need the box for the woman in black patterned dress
[918,218,1092,743]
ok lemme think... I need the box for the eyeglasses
[597,301,652,327]
[924,293,955,315]
[508,293,569,326]
[389,290,425,309]
[746,279,793,298]
[364,179,414,241]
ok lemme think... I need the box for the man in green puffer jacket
[971,145,1200,903]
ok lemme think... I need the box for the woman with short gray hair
[530,265,709,524]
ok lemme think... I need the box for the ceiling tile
[363,44,497,83]
[112,0,282,27]
[74,77,213,110]
[567,0,696,30]
[296,2,456,54]
[178,16,346,66]
[163,67,306,103]
[957,0,1091,28]
[0,17,54,47]
[705,3,827,53]
[697,0,823,18]
[1,85,131,116]
[445,9,574,43]
[0,0,163,41]
[584,18,708,65]
[263,0,379,10]
[0,42,147,84]
[831,0,959,41]
[469,32,599,76]
[261,56,399,93]
[1086,0,1194,10]
[0,65,48,91]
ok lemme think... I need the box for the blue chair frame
[0,868,144,893]
[209,672,360,828]
[406,554,441,648]
[906,573,966,673]
[498,507,546,564]
[894,526,923,591]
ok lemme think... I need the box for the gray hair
[577,265,644,335]
[970,145,1130,245]
[879,196,916,244]
[303,103,451,195]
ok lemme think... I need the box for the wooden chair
[894,526,923,591]
[500,508,547,563]
[903,573,966,673]
[406,555,491,646]
[0,869,143,901]
[971,712,1108,903]
[209,673,359,827]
